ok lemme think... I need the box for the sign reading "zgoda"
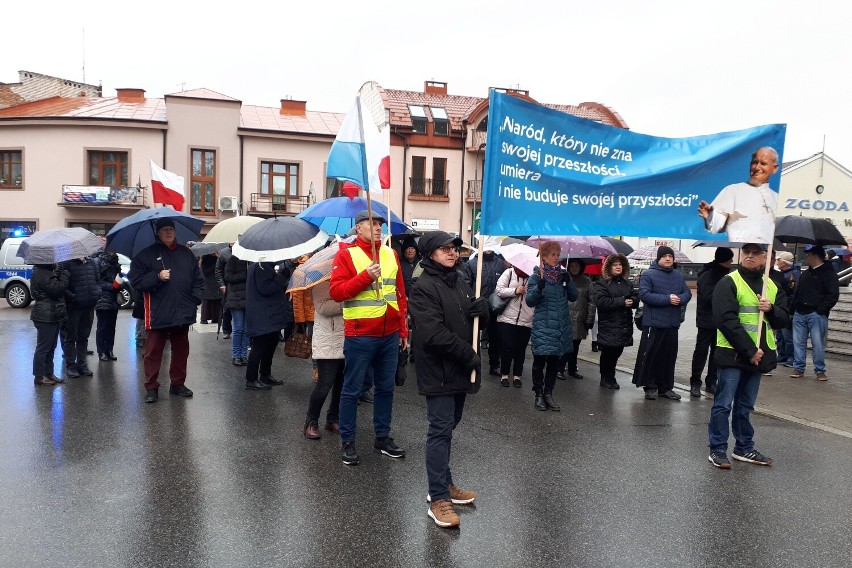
[785,199,849,211]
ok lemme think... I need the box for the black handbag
[634,304,644,330]
[488,291,510,314]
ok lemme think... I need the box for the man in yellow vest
[330,210,409,466]
[708,242,789,469]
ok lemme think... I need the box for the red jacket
[329,237,408,338]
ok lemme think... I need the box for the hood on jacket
[602,254,631,280]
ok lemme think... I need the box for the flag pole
[354,95,381,297]
[755,241,775,349]
[470,235,485,384]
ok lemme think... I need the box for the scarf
[541,261,562,284]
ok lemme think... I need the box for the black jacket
[201,255,222,300]
[128,241,204,330]
[713,267,789,373]
[59,257,100,310]
[245,262,290,337]
[30,265,70,323]
[409,258,485,396]
[223,255,248,310]
[95,252,122,312]
[460,252,505,300]
[792,262,839,316]
[591,255,637,348]
[694,261,731,329]
[215,246,232,289]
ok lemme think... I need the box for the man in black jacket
[129,218,205,403]
[409,231,488,529]
[789,245,839,381]
[688,247,733,397]
[58,256,100,378]
[460,243,505,375]
[708,243,788,469]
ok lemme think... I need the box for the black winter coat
[694,261,731,329]
[30,265,70,323]
[460,252,505,300]
[591,255,637,348]
[200,255,222,300]
[223,255,248,310]
[409,258,484,396]
[713,267,789,373]
[59,257,100,310]
[128,242,204,330]
[792,262,839,316]
[245,262,290,337]
[215,246,232,289]
[95,253,122,311]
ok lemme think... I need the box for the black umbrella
[106,208,205,258]
[232,216,329,263]
[691,238,789,252]
[774,215,847,246]
[190,242,226,257]
[602,237,634,255]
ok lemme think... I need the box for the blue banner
[481,91,786,243]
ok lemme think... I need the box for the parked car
[0,237,33,308]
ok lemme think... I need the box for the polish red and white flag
[150,160,185,210]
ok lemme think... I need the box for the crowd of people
[26,210,844,528]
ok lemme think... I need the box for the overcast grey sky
[7,0,850,167]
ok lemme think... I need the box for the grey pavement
[0,303,851,568]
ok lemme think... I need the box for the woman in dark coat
[408,231,488,529]
[559,258,596,379]
[30,264,71,385]
[591,254,638,389]
[244,261,290,390]
[223,254,249,365]
[199,253,222,324]
[94,251,123,362]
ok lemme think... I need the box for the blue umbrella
[106,208,205,258]
[297,197,413,236]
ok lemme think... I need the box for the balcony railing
[409,178,450,198]
[466,180,482,202]
[61,184,145,206]
[248,193,310,215]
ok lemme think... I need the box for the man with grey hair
[697,147,780,243]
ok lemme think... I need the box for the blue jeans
[708,366,761,454]
[230,309,249,359]
[339,333,399,443]
[792,312,827,374]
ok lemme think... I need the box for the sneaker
[500,376,510,387]
[556,371,567,380]
[341,442,360,465]
[512,377,522,388]
[689,385,702,397]
[222,333,231,339]
[428,499,460,528]
[644,388,658,400]
[708,452,732,469]
[374,437,406,458]
[782,362,794,368]
[426,485,477,505]
[169,384,193,397]
[732,450,773,466]
[817,372,829,381]
[659,389,681,401]
[790,370,804,378]
[77,366,94,377]
[762,371,773,376]
[144,389,159,403]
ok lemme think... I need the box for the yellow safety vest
[342,246,399,320]
[716,271,777,351]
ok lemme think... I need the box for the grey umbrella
[19,227,104,264]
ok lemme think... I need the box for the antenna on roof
[82,27,86,83]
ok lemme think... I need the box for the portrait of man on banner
[697,146,780,244]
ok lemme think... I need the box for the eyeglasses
[741,249,766,257]
[436,245,460,254]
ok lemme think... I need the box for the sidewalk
[579,295,852,437]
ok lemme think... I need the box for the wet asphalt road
[0,306,851,568]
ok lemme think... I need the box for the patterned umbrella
[526,235,616,258]
[287,237,355,292]
[498,243,541,276]
[19,227,104,264]
[627,245,692,263]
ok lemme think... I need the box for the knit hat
[714,247,734,263]
[656,245,675,261]
[154,218,175,232]
[418,231,463,258]
[401,237,418,252]
[776,251,794,264]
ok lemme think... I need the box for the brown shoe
[428,499,460,528]
[325,422,340,434]
[448,484,476,505]
[817,373,829,381]
[789,370,804,378]
[304,423,321,439]
[34,376,57,386]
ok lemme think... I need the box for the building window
[409,105,427,134]
[67,221,116,237]
[88,151,128,186]
[0,150,23,189]
[431,107,449,136]
[432,158,447,195]
[261,161,299,210]
[191,149,216,215]
[410,156,426,194]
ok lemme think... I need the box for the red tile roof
[0,95,167,122]
[240,105,343,136]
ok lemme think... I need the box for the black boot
[591,341,599,352]
[609,376,620,390]
[543,393,561,411]
[534,393,547,411]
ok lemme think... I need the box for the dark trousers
[426,393,466,502]
[245,331,279,382]
[690,327,718,389]
[498,322,531,377]
[560,339,583,373]
[306,359,344,425]
[599,345,624,383]
[486,316,501,371]
[95,309,118,354]
[61,308,94,367]
[531,354,561,394]
[33,321,61,377]
[143,325,190,390]
[221,307,232,335]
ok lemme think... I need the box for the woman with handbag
[302,280,344,439]
[591,254,638,390]
[494,266,534,388]
[244,262,290,390]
